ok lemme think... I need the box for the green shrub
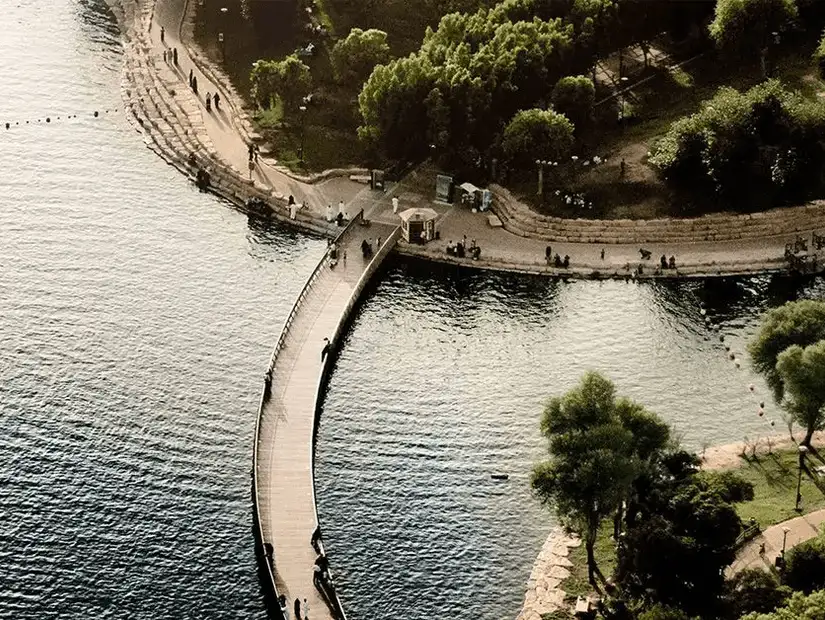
[784,534,825,593]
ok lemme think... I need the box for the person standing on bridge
[321,337,331,362]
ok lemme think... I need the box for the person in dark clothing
[205,92,212,112]
[321,337,331,361]
[553,254,562,268]
[191,75,198,94]
[172,47,178,65]
[294,598,301,620]
[545,245,552,264]
[660,254,668,270]
[248,143,255,161]
[160,25,165,43]
[213,91,220,110]
[669,255,676,269]
[188,68,193,88]
[336,211,344,226]
[562,255,570,268]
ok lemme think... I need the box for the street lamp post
[796,444,808,512]
[298,104,307,166]
[218,7,228,62]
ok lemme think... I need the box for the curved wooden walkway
[253,213,398,620]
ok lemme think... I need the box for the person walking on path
[172,47,178,65]
[303,598,309,620]
[601,248,605,260]
[254,144,260,163]
[248,158,254,180]
[294,598,301,620]
[545,245,552,264]
[213,91,220,110]
[160,25,165,43]
[205,93,212,112]
[188,69,193,88]
[162,50,167,63]
[392,195,399,214]
[321,337,331,361]
[248,142,255,162]
[192,75,198,95]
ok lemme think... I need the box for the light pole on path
[218,7,228,62]
[298,105,307,166]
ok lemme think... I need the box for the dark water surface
[3,1,825,620]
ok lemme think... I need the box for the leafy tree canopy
[709,0,798,56]
[748,300,825,401]
[331,28,391,85]
[776,340,825,444]
[250,55,311,112]
[726,568,792,618]
[501,108,575,168]
[741,589,825,620]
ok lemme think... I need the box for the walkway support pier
[252,213,399,619]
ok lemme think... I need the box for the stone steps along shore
[490,185,824,245]
[113,0,338,236]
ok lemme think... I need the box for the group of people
[278,594,310,620]
[445,236,481,260]
[326,200,349,226]
[544,246,570,268]
[328,240,344,268]
[361,238,377,258]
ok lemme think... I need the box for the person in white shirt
[392,195,399,214]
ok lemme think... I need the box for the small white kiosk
[399,207,438,244]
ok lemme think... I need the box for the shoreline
[109,0,824,281]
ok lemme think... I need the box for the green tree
[776,341,825,445]
[551,75,595,134]
[531,372,639,587]
[784,530,825,593]
[501,108,574,168]
[250,55,311,112]
[638,605,695,620]
[726,568,791,617]
[748,300,825,402]
[331,28,391,85]
[742,589,825,620]
[709,0,798,58]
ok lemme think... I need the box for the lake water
[2,1,823,619]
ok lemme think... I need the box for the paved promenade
[256,217,396,618]
[730,508,825,575]
[109,0,823,281]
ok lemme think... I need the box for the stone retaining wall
[491,185,824,245]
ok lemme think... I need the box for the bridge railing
[251,211,365,616]
[308,226,402,620]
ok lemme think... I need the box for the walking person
[163,50,167,63]
[213,91,220,110]
[248,158,254,180]
[160,25,165,43]
[545,245,552,264]
[279,595,290,620]
[205,92,212,112]
[303,597,310,620]
[188,68,193,88]
[600,248,605,260]
[248,142,255,162]
[254,144,260,163]
[172,47,178,65]
[321,337,331,361]
[392,195,399,214]
[294,598,301,620]
[192,75,198,94]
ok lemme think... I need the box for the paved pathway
[730,508,825,575]
[256,217,396,619]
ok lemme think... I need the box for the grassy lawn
[561,526,617,602]
[727,447,825,530]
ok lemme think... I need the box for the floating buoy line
[3,108,118,131]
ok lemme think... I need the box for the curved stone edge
[516,527,582,620]
[491,184,825,245]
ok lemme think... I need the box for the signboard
[435,174,454,203]
[481,189,492,212]
[371,169,385,191]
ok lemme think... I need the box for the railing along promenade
[252,210,400,620]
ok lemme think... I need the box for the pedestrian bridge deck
[254,214,398,620]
